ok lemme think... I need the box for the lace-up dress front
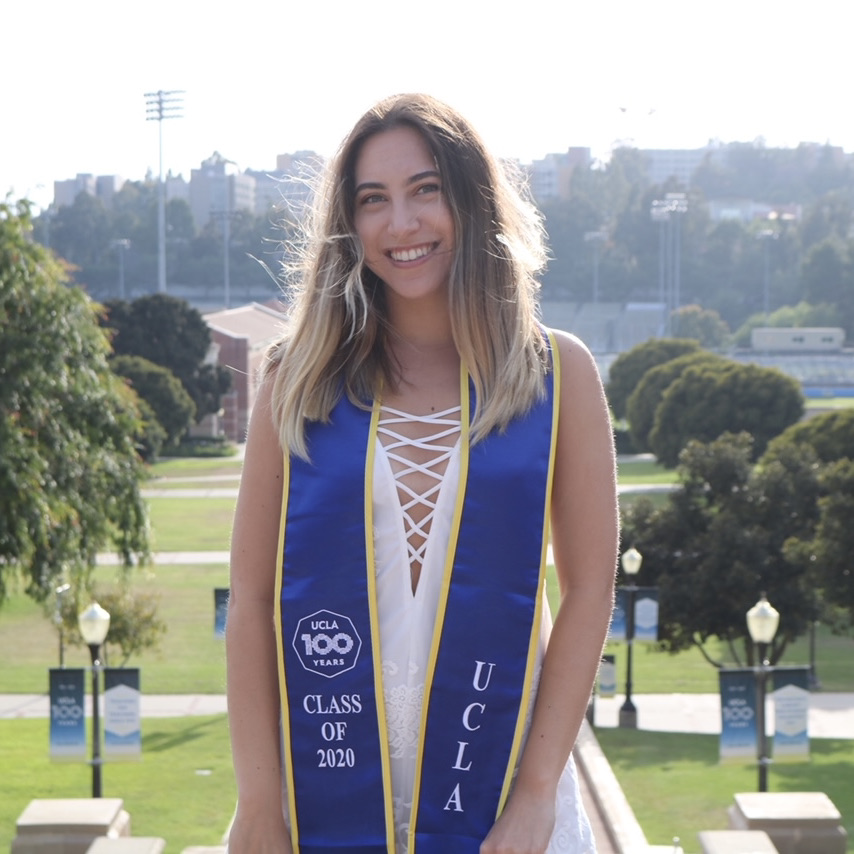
[372,404,594,852]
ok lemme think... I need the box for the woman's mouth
[388,243,436,263]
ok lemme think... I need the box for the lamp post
[584,230,607,304]
[619,547,643,728]
[650,194,688,336]
[111,238,130,300]
[757,229,778,319]
[78,602,111,797]
[145,89,184,294]
[746,594,780,792]
[809,620,821,691]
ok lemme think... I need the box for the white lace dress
[374,405,594,853]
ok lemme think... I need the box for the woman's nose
[388,199,418,236]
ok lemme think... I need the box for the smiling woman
[226,94,618,854]
[353,126,455,310]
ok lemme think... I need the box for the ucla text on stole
[301,658,498,812]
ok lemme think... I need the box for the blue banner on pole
[49,668,86,760]
[214,587,229,639]
[609,589,628,642]
[719,668,757,764]
[598,654,616,697]
[104,668,141,759]
[608,587,658,643]
[772,666,810,762]
[634,587,659,642]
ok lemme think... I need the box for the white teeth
[391,245,431,262]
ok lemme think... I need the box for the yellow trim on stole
[273,454,301,850]
[274,410,396,853]
[496,331,561,811]
[366,399,398,849]
[407,360,472,853]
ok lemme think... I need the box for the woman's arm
[226,376,293,853]
[482,330,619,853]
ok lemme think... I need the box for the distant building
[189,152,256,231]
[639,147,711,187]
[750,327,845,353]
[95,174,124,206]
[202,301,287,442]
[165,172,190,204]
[247,150,323,221]
[707,198,802,224]
[539,301,667,355]
[527,148,591,202]
[53,173,126,208]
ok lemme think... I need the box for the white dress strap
[377,405,462,586]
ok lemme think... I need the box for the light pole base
[618,707,638,729]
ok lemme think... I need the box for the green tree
[0,201,149,603]
[800,191,854,248]
[671,304,729,347]
[47,191,112,269]
[801,239,852,310]
[58,585,167,666]
[649,361,803,467]
[103,293,231,422]
[605,338,700,419]
[695,219,754,326]
[112,354,196,446]
[130,396,167,462]
[763,416,854,627]
[798,460,854,615]
[626,351,726,451]
[622,432,821,666]
[763,409,854,466]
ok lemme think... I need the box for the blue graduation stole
[275,338,560,853]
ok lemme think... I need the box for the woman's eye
[416,183,440,195]
[359,193,385,205]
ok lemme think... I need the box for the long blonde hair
[268,93,549,459]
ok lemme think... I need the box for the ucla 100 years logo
[293,609,362,678]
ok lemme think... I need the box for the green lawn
[0,562,229,694]
[144,477,240,491]
[147,498,236,553]
[617,457,677,484]
[1,716,235,853]
[805,396,854,411]
[595,729,854,851]
[146,457,243,479]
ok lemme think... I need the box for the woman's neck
[385,298,456,360]
[383,302,461,411]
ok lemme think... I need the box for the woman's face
[353,125,455,310]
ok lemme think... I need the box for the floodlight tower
[145,90,184,293]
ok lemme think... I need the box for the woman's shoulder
[545,327,596,371]
[543,327,607,403]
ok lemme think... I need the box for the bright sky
[5,0,849,212]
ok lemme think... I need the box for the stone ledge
[12,799,130,854]
[729,792,847,854]
[698,829,778,853]
[574,719,653,853]
[87,840,165,854]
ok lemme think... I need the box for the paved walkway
[3,691,852,736]
[140,483,679,500]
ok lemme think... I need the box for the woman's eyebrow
[354,170,441,196]
[407,170,441,185]
[354,180,384,195]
